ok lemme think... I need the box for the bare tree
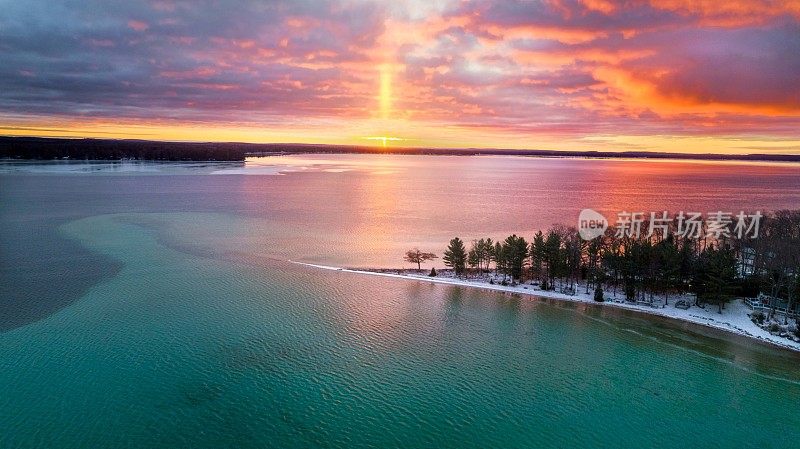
[404,248,437,271]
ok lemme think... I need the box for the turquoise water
[2,156,800,447]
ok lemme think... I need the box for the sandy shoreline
[294,262,800,354]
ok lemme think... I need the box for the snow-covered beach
[296,262,800,353]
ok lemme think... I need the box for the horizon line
[3,135,800,163]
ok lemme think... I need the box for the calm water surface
[2,155,800,448]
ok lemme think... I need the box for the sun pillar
[379,64,392,120]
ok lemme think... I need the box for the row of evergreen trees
[432,210,799,315]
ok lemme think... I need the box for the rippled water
[2,155,800,448]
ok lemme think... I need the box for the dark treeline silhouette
[0,137,252,161]
[4,136,800,162]
[439,210,800,317]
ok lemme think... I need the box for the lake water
[2,155,800,448]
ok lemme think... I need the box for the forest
[425,210,800,318]
[0,137,251,161]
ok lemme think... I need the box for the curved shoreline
[293,262,800,354]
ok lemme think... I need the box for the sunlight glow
[379,64,392,120]
[365,136,404,148]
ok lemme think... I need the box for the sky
[1,0,799,154]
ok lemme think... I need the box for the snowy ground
[295,262,800,353]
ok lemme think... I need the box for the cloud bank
[1,0,799,151]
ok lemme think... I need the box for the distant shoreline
[2,136,800,163]
[294,262,800,354]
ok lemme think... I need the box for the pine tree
[530,231,545,283]
[585,237,603,294]
[503,234,529,281]
[467,244,479,276]
[483,238,495,272]
[544,230,561,289]
[693,244,737,313]
[443,237,467,276]
[494,241,504,277]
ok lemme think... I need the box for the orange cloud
[650,0,800,25]
[1,0,799,153]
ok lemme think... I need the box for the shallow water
[2,155,800,448]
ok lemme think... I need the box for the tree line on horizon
[405,210,800,316]
[0,137,250,161]
[5,136,800,162]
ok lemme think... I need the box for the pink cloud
[1,0,799,146]
[127,20,149,32]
